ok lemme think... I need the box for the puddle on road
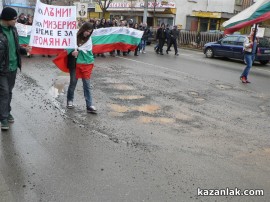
[138,116,175,124]
[216,84,232,90]
[114,95,145,100]
[112,84,135,90]
[109,104,160,114]
[48,74,69,98]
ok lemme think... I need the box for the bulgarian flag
[92,27,143,54]
[53,27,143,72]
[223,0,270,34]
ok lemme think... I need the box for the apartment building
[176,0,253,31]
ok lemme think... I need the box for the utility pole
[143,0,148,24]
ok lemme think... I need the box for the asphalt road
[0,46,269,202]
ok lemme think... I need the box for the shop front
[188,11,222,32]
[106,1,176,28]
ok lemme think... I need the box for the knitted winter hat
[0,7,17,21]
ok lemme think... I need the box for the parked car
[203,34,270,65]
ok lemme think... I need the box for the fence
[179,31,223,49]
[150,29,224,50]
[150,29,270,50]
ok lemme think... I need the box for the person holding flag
[240,28,257,83]
[222,0,270,83]
[66,22,97,114]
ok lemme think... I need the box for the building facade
[175,0,253,31]
[176,0,253,31]
[105,0,176,27]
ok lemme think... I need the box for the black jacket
[170,29,179,40]
[141,27,151,41]
[156,27,166,40]
[0,25,26,75]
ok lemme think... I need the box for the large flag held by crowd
[92,27,143,53]
[222,0,270,34]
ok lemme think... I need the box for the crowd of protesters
[17,13,33,25]
[16,13,180,58]
[77,17,180,57]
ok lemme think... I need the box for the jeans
[0,70,17,121]
[67,67,93,108]
[241,53,254,79]
[140,39,146,51]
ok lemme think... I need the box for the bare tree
[95,0,113,18]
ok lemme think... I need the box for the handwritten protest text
[33,36,71,46]
[43,20,76,29]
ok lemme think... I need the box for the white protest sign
[16,23,30,37]
[30,0,77,49]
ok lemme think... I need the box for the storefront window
[209,19,218,31]
[200,18,208,32]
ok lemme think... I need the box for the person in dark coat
[0,7,28,130]
[140,23,151,53]
[166,25,180,56]
[165,24,171,51]
[156,23,166,55]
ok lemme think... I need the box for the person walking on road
[156,23,166,55]
[66,22,97,114]
[240,29,257,83]
[166,25,179,56]
[0,7,28,130]
[140,23,150,54]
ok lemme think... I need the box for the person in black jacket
[166,25,180,56]
[156,23,166,55]
[140,23,150,53]
[165,24,171,51]
[0,7,28,130]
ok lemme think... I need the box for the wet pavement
[1,47,270,202]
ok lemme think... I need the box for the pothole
[188,91,199,97]
[175,113,193,121]
[132,105,160,114]
[109,104,160,114]
[114,95,145,100]
[112,84,135,90]
[109,104,129,113]
[216,84,232,90]
[138,116,175,124]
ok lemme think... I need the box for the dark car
[203,34,270,65]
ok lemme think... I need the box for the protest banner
[16,23,31,37]
[29,0,77,49]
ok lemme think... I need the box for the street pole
[143,0,148,24]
